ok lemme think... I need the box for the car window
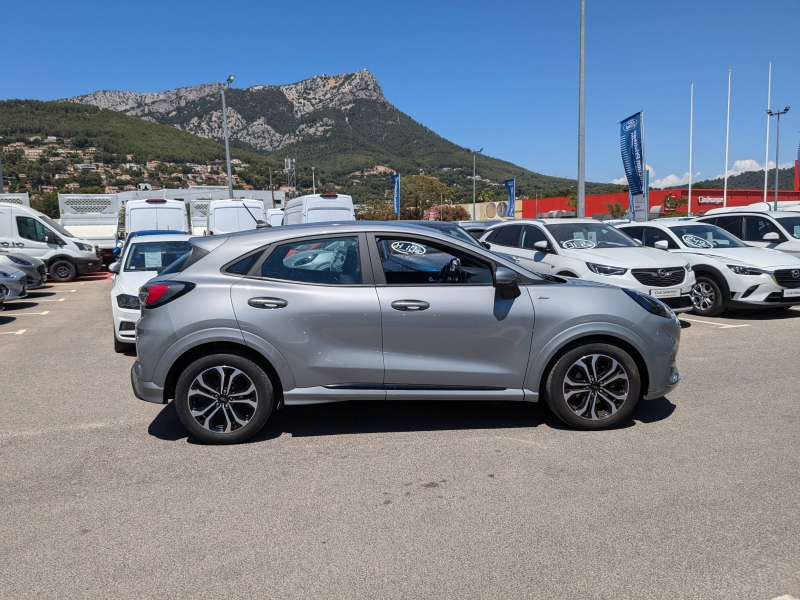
[669,224,746,248]
[544,223,638,249]
[774,216,800,239]
[376,237,493,285]
[259,236,361,285]
[486,225,522,247]
[620,226,644,242]
[743,216,783,242]
[16,217,50,242]
[641,227,679,249]
[708,215,742,238]
[520,226,549,249]
[124,241,193,272]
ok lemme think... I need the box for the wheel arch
[46,254,78,269]
[691,264,731,302]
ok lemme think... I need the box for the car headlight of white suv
[727,264,773,276]
[586,263,628,276]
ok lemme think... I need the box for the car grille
[773,269,800,289]
[661,296,693,310]
[631,268,685,287]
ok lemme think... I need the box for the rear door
[156,207,187,232]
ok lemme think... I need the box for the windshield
[669,224,746,248]
[124,240,193,272]
[775,216,800,239]
[412,223,482,247]
[545,223,638,249]
[40,216,74,238]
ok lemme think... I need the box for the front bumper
[75,256,102,274]
[725,273,800,308]
[632,314,682,400]
[113,304,140,343]
[131,362,166,404]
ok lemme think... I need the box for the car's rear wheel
[49,260,77,282]
[691,276,725,316]
[544,343,641,430]
[174,353,274,444]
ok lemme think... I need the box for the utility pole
[312,167,316,194]
[0,136,4,194]
[576,0,586,218]
[269,166,275,208]
[723,70,731,208]
[764,62,772,203]
[219,75,235,198]
[471,148,483,220]
[767,107,791,210]
[688,83,694,215]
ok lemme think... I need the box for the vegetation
[606,202,628,219]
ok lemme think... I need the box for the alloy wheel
[691,282,715,312]
[562,354,630,420]
[188,366,258,433]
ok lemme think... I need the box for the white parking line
[0,329,26,335]
[36,289,76,293]
[682,318,751,329]
[12,311,50,316]
[35,298,65,302]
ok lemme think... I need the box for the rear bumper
[131,362,166,404]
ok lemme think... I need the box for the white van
[189,200,210,236]
[124,198,189,237]
[206,199,267,235]
[58,194,120,264]
[267,208,284,227]
[283,193,356,225]
[0,203,102,282]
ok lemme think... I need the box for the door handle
[0,242,8,246]
[391,300,430,311]
[248,297,288,309]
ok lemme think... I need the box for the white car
[617,220,800,316]
[481,219,695,313]
[695,211,800,258]
[108,232,193,352]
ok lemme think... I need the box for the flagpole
[576,0,586,218]
[688,82,694,215]
[763,61,772,203]
[723,70,731,208]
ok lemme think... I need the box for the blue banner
[619,112,645,196]
[391,173,400,215]
[504,178,515,217]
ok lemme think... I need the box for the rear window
[124,241,192,272]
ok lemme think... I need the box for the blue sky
[3,0,798,187]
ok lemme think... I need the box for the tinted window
[775,216,800,239]
[641,227,679,249]
[16,217,49,242]
[670,224,745,248]
[124,241,193,272]
[545,223,638,249]
[376,237,493,285]
[488,225,522,247]
[620,226,644,242]
[743,216,783,242]
[520,226,549,249]
[708,215,742,238]
[260,236,361,285]
[225,249,265,275]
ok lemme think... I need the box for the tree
[400,175,453,220]
[31,192,59,218]
[606,202,628,219]
[356,198,396,220]
[422,204,470,221]
[663,194,688,213]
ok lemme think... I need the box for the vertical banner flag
[504,178,516,217]
[619,111,647,221]
[794,140,799,192]
[391,173,400,215]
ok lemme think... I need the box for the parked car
[480,219,696,313]
[109,233,193,352]
[131,221,682,444]
[695,211,800,258]
[405,221,485,247]
[206,199,267,236]
[617,221,800,316]
[0,250,46,289]
[282,193,355,225]
[0,266,28,300]
[0,202,102,282]
[456,220,505,239]
[124,198,189,238]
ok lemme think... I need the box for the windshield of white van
[545,223,638,249]
[124,241,193,272]
[40,216,74,238]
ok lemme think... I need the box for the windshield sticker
[795,226,800,238]
[144,251,163,268]
[391,241,426,255]
[587,231,597,244]
[681,234,713,249]
[561,239,596,250]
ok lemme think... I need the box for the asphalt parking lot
[1,277,798,599]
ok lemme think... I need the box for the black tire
[174,353,274,444]
[690,275,725,317]
[113,332,132,353]
[543,342,641,430]
[49,260,77,283]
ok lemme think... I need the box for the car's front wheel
[691,276,725,316]
[544,343,641,429]
[49,260,77,282]
[174,353,274,444]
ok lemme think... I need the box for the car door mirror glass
[763,232,780,241]
[653,240,669,250]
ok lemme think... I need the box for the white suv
[618,219,800,316]
[481,219,695,313]
[696,211,800,258]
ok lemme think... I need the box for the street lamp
[0,136,4,195]
[468,147,483,220]
[766,106,790,211]
[219,75,235,198]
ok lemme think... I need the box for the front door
[12,213,58,259]
[230,233,384,392]
[369,233,535,398]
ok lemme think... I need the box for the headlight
[0,284,8,295]
[74,242,93,252]
[116,294,141,310]
[622,288,675,319]
[727,264,772,276]
[7,255,32,266]
[586,262,628,276]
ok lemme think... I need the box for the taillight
[208,231,214,235]
[138,281,195,309]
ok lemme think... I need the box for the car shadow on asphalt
[147,396,676,444]
[0,315,16,326]
[720,307,800,321]
[2,301,40,311]
[25,291,56,298]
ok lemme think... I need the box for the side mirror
[108,262,120,274]
[44,233,59,245]
[494,266,521,299]
[533,241,550,253]
[654,240,669,250]
[763,232,780,242]
[481,241,491,249]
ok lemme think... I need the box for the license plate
[650,288,680,298]
[783,289,800,298]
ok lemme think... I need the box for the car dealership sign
[698,196,724,205]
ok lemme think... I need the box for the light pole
[219,75,235,198]
[470,147,483,220]
[312,167,316,194]
[0,136,4,194]
[767,106,790,211]
[723,70,732,208]
[576,0,586,218]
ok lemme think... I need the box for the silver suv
[131,222,682,444]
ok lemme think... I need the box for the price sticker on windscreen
[144,251,162,269]
[795,226,800,238]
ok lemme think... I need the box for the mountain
[680,167,796,191]
[62,71,624,201]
